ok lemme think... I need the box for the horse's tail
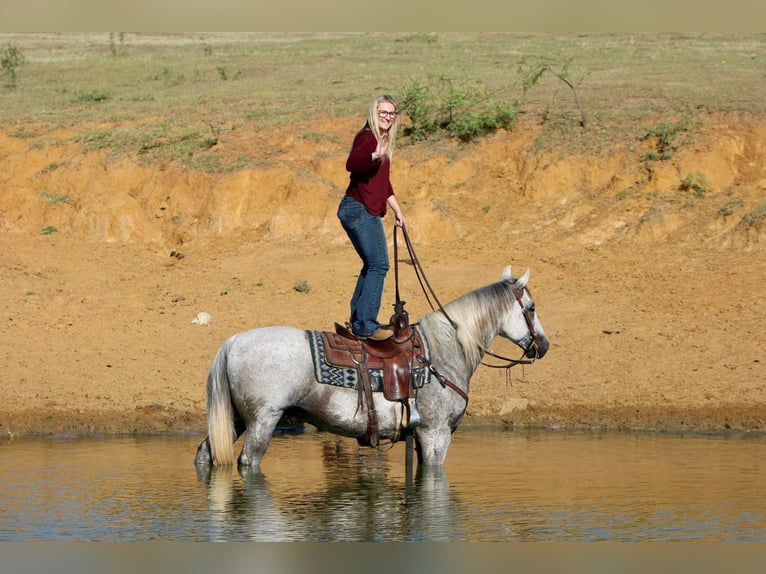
[206,343,235,466]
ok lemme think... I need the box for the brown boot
[367,328,393,342]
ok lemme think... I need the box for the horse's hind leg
[195,438,213,466]
[195,419,246,466]
[238,409,284,468]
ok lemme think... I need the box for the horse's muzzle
[526,336,549,359]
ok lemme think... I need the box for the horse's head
[499,266,549,360]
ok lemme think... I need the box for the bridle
[393,226,539,372]
[481,283,539,369]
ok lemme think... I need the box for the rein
[394,226,537,371]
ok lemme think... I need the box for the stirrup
[406,398,421,428]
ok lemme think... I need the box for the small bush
[679,172,710,197]
[37,163,62,176]
[399,77,516,142]
[109,32,126,57]
[740,204,766,226]
[718,198,744,216]
[154,67,185,86]
[642,119,690,161]
[41,225,58,235]
[293,280,311,293]
[1,42,26,88]
[75,90,110,103]
[401,33,438,44]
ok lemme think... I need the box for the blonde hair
[366,94,399,161]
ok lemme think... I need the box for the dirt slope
[1,112,764,437]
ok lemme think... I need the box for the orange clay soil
[1,112,764,437]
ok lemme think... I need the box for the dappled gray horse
[195,266,549,470]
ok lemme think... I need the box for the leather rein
[393,226,538,372]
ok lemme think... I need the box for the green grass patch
[740,204,766,226]
[37,162,62,175]
[302,132,339,143]
[39,191,74,204]
[718,198,744,216]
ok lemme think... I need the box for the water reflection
[1,429,765,541]
[195,438,459,541]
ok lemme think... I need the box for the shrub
[109,32,126,57]
[519,61,588,128]
[642,120,690,161]
[1,42,26,88]
[75,90,110,103]
[399,77,516,142]
[679,172,710,197]
[740,204,766,226]
[718,198,744,216]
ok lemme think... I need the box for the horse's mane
[419,279,521,367]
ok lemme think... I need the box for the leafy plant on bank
[718,198,744,216]
[679,172,710,197]
[398,76,517,142]
[39,191,75,205]
[641,119,691,161]
[739,204,766,227]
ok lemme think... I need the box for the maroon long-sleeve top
[345,128,394,217]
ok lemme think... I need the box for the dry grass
[1,32,764,168]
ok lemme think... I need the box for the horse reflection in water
[196,464,293,542]
[195,266,549,471]
[196,438,459,541]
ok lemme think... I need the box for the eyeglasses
[377,110,398,118]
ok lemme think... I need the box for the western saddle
[320,304,423,447]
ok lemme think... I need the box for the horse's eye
[528,304,536,314]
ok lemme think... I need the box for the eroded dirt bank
[1,113,765,437]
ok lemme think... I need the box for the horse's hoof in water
[194,441,213,466]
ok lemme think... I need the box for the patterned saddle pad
[306,327,431,393]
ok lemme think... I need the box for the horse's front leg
[238,408,284,469]
[414,425,452,466]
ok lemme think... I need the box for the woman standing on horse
[337,94,406,342]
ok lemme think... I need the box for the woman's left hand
[387,196,406,228]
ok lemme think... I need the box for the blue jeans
[337,195,390,336]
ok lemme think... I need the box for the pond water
[1,428,765,542]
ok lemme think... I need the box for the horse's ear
[517,268,530,288]
[502,265,512,280]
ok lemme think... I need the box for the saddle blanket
[306,329,432,393]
